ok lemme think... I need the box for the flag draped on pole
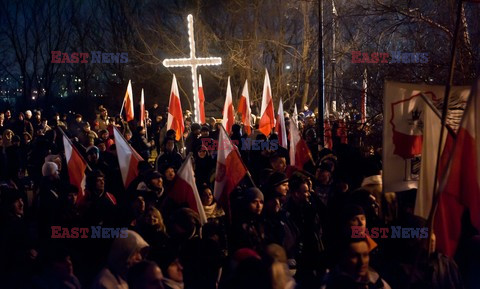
[259,69,275,136]
[63,135,87,203]
[434,77,480,257]
[293,104,299,128]
[361,69,367,124]
[276,98,287,149]
[167,74,185,141]
[237,80,252,135]
[124,80,134,122]
[170,155,208,224]
[113,126,144,188]
[289,119,313,170]
[198,75,206,124]
[140,88,145,128]
[214,125,248,208]
[222,77,235,135]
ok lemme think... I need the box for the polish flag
[237,80,252,135]
[198,75,206,124]
[214,126,248,208]
[170,155,208,224]
[222,77,235,135]
[289,118,313,170]
[259,69,275,136]
[434,77,480,257]
[113,126,144,188]
[140,88,145,128]
[63,135,87,203]
[167,74,185,141]
[275,98,287,149]
[124,80,134,122]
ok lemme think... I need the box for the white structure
[163,14,222,123]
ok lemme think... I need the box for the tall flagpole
[317,0,325,147]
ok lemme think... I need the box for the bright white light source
[285,65,291,70]
[162,14,222,123]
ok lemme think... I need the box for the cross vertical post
[163,14,222,123]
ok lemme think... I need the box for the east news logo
[51,51,128,63]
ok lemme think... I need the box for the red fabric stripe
[259,98,274,136]
[169,91,184,141]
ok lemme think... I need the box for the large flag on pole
[124,80,134,122]
[63,135,87,203]
[276,98,287,149]
[167,74,185,141]
[259,69,275,136]
[361,69,367,124]
[113,126,144,188]
[434,77,480,257]
[198,75,206,124]
[214,125,248,207]
[289,118,313,170]
[238,80,252,135]
[170,155,208,224]
[140,88,145,128]
[293,104,299,128]
[222,77,235,135]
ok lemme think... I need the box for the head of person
[83,122,91,132]
[191,123,201,136]
[146,170,163,192]
[1,188,24,217]
[64,184,79,206]
[100,107,108,118]
[342,204,367,230]
[127,260,165,289]
[340,238,370,280]
[163,166,175,182]
[196,145,208,159]
[244,187,264,216]
[25,110,32,119]
[23,132,32,143]
[289,174,311,205]
[168,208,201,241]
[165,137,175,152]
[99,129,109,140]
[158,252,183,284]
[200,184,214,207]
[200,126,210,137]
[315,164,332,185]
[266,172,289,198]
[41,246,75,282]
[42,162,60,181]
[269,154,287,173]
[86,146,100,163]
[75,114,82,123]
[108,230,149,277]
[145,206,166,233]
[86,170,105,196]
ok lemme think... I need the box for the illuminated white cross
[163,14,222,123]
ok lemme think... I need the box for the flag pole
[58,127,92,172]
[427,0,464,256]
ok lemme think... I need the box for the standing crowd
[0,104,470,289]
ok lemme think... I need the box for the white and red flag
[434,78,480,257]
[123,80,134,122]
[140,88,145,128]
[198,74,206,124]
[167,74,185,141]
[222,77,235,134]
[170,155,208,225]
[275,98,287,149]
[259,69,275,136]
[113,126,144,188]
[214,125,248,208]
[63,135,87,203]
[289,118,313,170]
[237,79,252,135]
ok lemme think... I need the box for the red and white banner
[113,126,144,188]
[124,80,134,122]
[167,74,185,141]
[434,77,480,257]
[140,88,145,128]
[63,135,87,203]
[170,156,208,224]
[259,69,275,136]
[198,75,206,124]
[238,80,252,135]
[214,126,248,207]
[222,77,235,135]
[289,118,313,170]
[276,98,287,149]
[383,81,470,192]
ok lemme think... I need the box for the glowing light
[162,14,222,123]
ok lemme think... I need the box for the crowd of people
[0,104,471,289]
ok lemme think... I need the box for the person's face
[275,182,289,197]
[125,133,132,140]
[165,168,175,181]
[197,148,207,159]
[101,132,109,140]
[52,255,74,280]
[293,183,310,203]
[143,265,165,289]
[146,211,159,226]
[133,196,145,214]
[201,188,214,206]
[98,143,106,152]
[167,259,183,283]
[67,193,78,205]
[265,198,281,214]
[150,177,163,190]
[349,214,367,229]
[5,110,11,118]
[87,153,98,163]
[101,110,107,117]
[200,130,209,137]
[23,134,31,143]
[166,140,175,152]
[83,124,90,132]
[127,250,144,268]
[248,198,264,215]
[316,170,331,185]
[343,241,369,279]
[271,157,286,172]
[156,116,162,122]
[95,177,105,192]
[13,198,24,216]
[5,131,13,140]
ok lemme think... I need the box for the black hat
[244,187,264,203]
[267,172,288,188]
[145,170,162,182]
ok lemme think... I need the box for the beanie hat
[244,187,264,203]
[341,204,365,222]
[86,146,100,155]
[267,172,288,188]
[145,170,162,182]
[42,162,58,177]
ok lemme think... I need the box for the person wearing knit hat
[244,187,264,216]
